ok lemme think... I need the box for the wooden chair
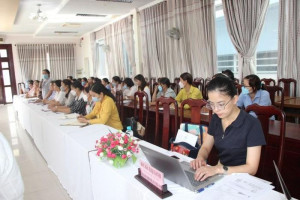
[265,85,284,110]
[155,97,178,149]
[245,104,286,188]
[180,98,212,124]
[192,81,204,93]
[236,84,242,95]
[204,77,211,85]
[149,78,156,95]
[170,83,180,95]
[115,91,124,122]
[174,77,180,84]
[278,78,297,97]
[194,77,204,85]
[261,78,276,86]
[133,91,149,137]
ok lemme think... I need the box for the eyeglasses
[206,98,233,111]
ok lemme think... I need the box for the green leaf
[131,154,137,164]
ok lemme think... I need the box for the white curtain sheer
[16,44,48,82]
[278,0,300,96]
[48,44,76,79]
[222,0,269,79]
[139,0,217,80]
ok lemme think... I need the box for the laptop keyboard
[184,170,208,187]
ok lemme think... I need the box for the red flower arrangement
[95,132,139,168]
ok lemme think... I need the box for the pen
[80,123,89,128]
[197,183,215,193]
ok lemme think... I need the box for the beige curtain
[278,0,300,97]
[48,44,76,80]
[168,0,216,79]
[222,0,269,79]
[16,44,48,82]
[139,0,217,80]
[103,16,135,79]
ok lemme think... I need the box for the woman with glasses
[151,77,176,105]
[237,74,271,117]
[190,76,266,181]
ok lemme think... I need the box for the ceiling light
[29,4,48,22]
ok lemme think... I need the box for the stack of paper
[60,120,87,126]
[200,173,274,200]
[60,113,79,120]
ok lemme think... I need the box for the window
[122,41,132,77]
[96,39,108,79]
[215,0,279,80]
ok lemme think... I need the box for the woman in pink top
[26,80,40,98]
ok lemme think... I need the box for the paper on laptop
[174,129,198,146]
[60,120,87,126]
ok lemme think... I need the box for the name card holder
[135,168,172,199]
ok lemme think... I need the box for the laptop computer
[273,160,292,200]
[140,145,223,192]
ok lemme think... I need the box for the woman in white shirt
[61,79,76,106]
[123,78,138,100]
[44,80,66,106]
[111,76,122,95]
[134,74,151,102]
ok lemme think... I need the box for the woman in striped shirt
[50,81,87,115]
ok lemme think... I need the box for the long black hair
[134,74,147,91]
[123,78,134,88]
[91,83,116,102]
[72,81,84,91]
[62,79,72,98]
[112,76,122,84]
[207,76,237,98]
[54,80,61,88]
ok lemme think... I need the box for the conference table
[12,95,295,200]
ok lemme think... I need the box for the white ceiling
[0,0,155,37]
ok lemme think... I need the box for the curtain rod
[14,43,76,46]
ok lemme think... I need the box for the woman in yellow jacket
[77,83,123,130]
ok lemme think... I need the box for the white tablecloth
[13,95,291,200]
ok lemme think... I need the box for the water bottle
[126,126,134,137]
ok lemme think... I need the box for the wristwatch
[223,165,228,175]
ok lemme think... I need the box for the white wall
[4,35,80,84]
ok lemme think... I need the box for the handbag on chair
[170,123,208,159]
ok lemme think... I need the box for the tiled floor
[0,104,71,200]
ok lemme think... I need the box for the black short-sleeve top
[208,109,266,166]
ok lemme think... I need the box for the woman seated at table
[150,77,176,105]
[43,80,66,106]
[26,80,40,98]
[134,74,151,102]
[111,76,122,95]
[77,84,123,130]
[101,78,111,91]
[237,74,271,117]
[123,77,137,100]
[190,76,266,181]
[84,86,95,115]
[175,72,203,108]
[50,81,87,115]
[60,79,76,107]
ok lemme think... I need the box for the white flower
[134,140,138,145]
[100,152,104,157]
[118,146,124,151]
[119,139,124,144]
[121,133,125,137]
[126,152,132,157]
[109,160,113,165]
[103,135,108,139]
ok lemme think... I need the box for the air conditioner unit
[0,35,5,43]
